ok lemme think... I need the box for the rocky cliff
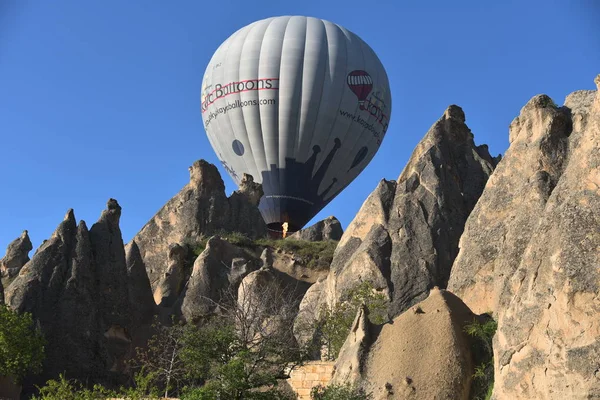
[128,160,267,293]
[321,105,497,320]
[448,76,600,399]
[5,200,156,394]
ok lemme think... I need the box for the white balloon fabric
[201,16,392,233]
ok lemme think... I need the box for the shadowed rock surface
[178,236,258,323]
[128,160,267,292]
[5,200,156,395]
[449,76,600,399]
[288,216,343,242]
[323,105,497,319]
[332,289,475,400]
[153,243,187,307]
[0,230,32,278]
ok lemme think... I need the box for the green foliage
[464,314,497,400]
[316,281,388,360]
[32,374,116,400]
[0,304,45,381]
[179,284,304,399]
[185,231,338,271]
[32,370,161,400]
[255,238,337,270]
[310,383,372,400]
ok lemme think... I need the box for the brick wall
[287,361,335,399]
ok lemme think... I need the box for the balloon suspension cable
[282,222,289,239]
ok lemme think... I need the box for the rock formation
[0,230,32,278]
[178,236,258,322]
[128,160,267,291]
[5,200,156,393]
[288,216,343,242]
[332,288,476,400]
[322,105,497,320]
[153,244,187,307]
[449,76,600,399]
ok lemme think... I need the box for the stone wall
[288,361,335,399]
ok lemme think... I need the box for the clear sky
[1,0,598,253]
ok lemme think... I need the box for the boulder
[448,76,600,399]
[332,289,475,400]
[325,105,496,318]
[0,230,32,278]
[288,216,343,242]
[128,160,266,291]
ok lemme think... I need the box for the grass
[185,231,338,271]
[464,314,497,400]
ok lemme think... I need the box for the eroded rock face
[178,236,257,322]
[129,160,266,291]
[325,105,496,318]
[448,76,600,399]
[0,230,33,278]
[288,216,343,242]
[332,289,475,400]
[6,200,156,393]
[153,244,187,307]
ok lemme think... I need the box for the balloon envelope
[201,16,392,233]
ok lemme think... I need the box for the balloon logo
[347,70,373,110]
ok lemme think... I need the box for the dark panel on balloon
[232,139,245,156]
[258,138,343,230]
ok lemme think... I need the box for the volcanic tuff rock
[178,236,258,322]
[449,76,600,399]
[288,216,343,242]
[0,230,32,278]
[332,289,475,400]
[153,243,187,307]
[5,200,156,393]
[128,160,267,292]
[322,105,496,319]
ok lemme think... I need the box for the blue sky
[1,0,598,253]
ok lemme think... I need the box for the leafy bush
[316,281,388,360]
[464,315,497,400]
[310,383,371,400]
[0,304,45,382]
[32,370,161,400]
[31,374,115,400]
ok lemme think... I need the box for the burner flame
[282,222,289,239]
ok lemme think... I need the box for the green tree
[0,304,45,382]
[180,281,306,399]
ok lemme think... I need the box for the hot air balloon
[201,16,392,235]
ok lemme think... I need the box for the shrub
[316,281,388,360]
[310,383,371,400]
[31,374,115,400]
[0,304,45,382]
[464,315,497,400]
[32,371,161,400]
